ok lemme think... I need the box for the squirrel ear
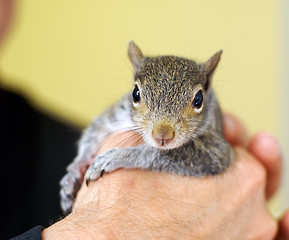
[128,41,144,72]
[203,50,222,90]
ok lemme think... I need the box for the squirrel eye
[192,90,203,109]
[132,85,141,102]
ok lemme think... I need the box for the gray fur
[60,42,234,213]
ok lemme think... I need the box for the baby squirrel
[60,41,234,213]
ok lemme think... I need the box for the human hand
[224,113,288,240]
[42,113,286,240]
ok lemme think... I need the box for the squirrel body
[60,42,234,212]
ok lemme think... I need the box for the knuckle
[250,160,267,189]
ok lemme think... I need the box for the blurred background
[0,0,288,238]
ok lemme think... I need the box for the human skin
[0,0,14,48]
[1,2,288,239]
[42,113,288,239]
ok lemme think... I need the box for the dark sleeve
[10,226,43,240]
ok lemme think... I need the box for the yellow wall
[1,1,285,212]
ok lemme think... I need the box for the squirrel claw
[85,179,90,186]
[85,169,105,186]
[100,169,106,178]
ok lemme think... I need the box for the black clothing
[10,226,43,240]
[0,87,80,239]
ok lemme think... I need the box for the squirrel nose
[152,124,175,146]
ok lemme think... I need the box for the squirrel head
[128,41,222,149]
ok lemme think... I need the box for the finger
[276,210,289,240]
[248,131,282,199]
[223,113,249,147]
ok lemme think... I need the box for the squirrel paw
[85,169,107,186]
[85,156,111,183]
[59,172,82,213]
[59,160,89,213]
[85,149,123,183]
